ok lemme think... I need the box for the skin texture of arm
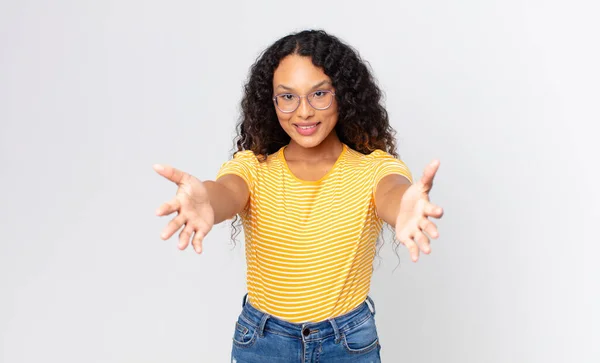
[373,160,444,262]
[374,174,412,227]
[204,174,249,224]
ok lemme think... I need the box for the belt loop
[242,293,248,307]
[258,313,270,338]
[328,318,341,344]
[366,296,376,316]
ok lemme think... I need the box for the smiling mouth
[293,122,321,136]
[294,122,320,129]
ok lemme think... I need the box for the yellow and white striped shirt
[216,143,412,323]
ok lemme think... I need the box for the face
[272,54,339,149]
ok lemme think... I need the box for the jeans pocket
[232,316,258,348]
[341,315,380,354]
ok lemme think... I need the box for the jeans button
[302,327,310,337]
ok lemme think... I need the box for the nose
[296,96,314,119]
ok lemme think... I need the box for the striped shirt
[216,143,413,323]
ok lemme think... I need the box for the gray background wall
[1,0,598,362]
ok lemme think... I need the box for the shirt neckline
[279,143,347,184]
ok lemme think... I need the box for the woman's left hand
[395,160,444,262]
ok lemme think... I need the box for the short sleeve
[370,150,413,194]
[216,150,259,190]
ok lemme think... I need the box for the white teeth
[298,125,316,129]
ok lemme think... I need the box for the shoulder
[367,149,396,160]
[232,149,260,160]
[233,148,284,163]
[344,147,398,165]
[225,149,268,168]
[348,147,413,184]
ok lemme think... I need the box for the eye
[281,94,295,101]
[313,90,327,98]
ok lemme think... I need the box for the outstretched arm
[374,160,444,262]
[153,165,249,254]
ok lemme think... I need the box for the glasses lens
[308,91,333,109]
[275,94,299,112]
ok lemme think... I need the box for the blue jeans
[231,294,382,362]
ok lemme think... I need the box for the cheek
[324,101,339,122]
[322,109,339,125]
[277,112,292,126]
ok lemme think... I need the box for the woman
[153,29,443,362]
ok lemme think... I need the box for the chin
[291,137,324,149]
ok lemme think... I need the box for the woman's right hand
[153,164,215,254]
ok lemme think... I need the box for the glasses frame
[272,90,336,113]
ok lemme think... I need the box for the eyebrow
[275,80,332,92]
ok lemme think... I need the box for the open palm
[395,160,444,262]
[153,164,215,254]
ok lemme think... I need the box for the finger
[399,235,420,262]
[160,213,186,240]
[178,223,194,250]
[192,219,214,253]
[153,164,188,185]
[423,202,444,218]
[419,160,440,193]
[191,228,205,254]
[156,198,181,216]
[413,229,431,255]
[419,218,439,239]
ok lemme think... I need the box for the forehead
[273,54,331,89]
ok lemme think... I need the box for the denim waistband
[238,294,376,343]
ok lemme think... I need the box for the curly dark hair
[228,30,403,266]
[232,29,398,158]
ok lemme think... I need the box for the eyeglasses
[272,90,336,113]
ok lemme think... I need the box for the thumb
[419,159,440,192]
[153,164,188,185]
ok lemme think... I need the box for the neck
[285,132,343,162]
